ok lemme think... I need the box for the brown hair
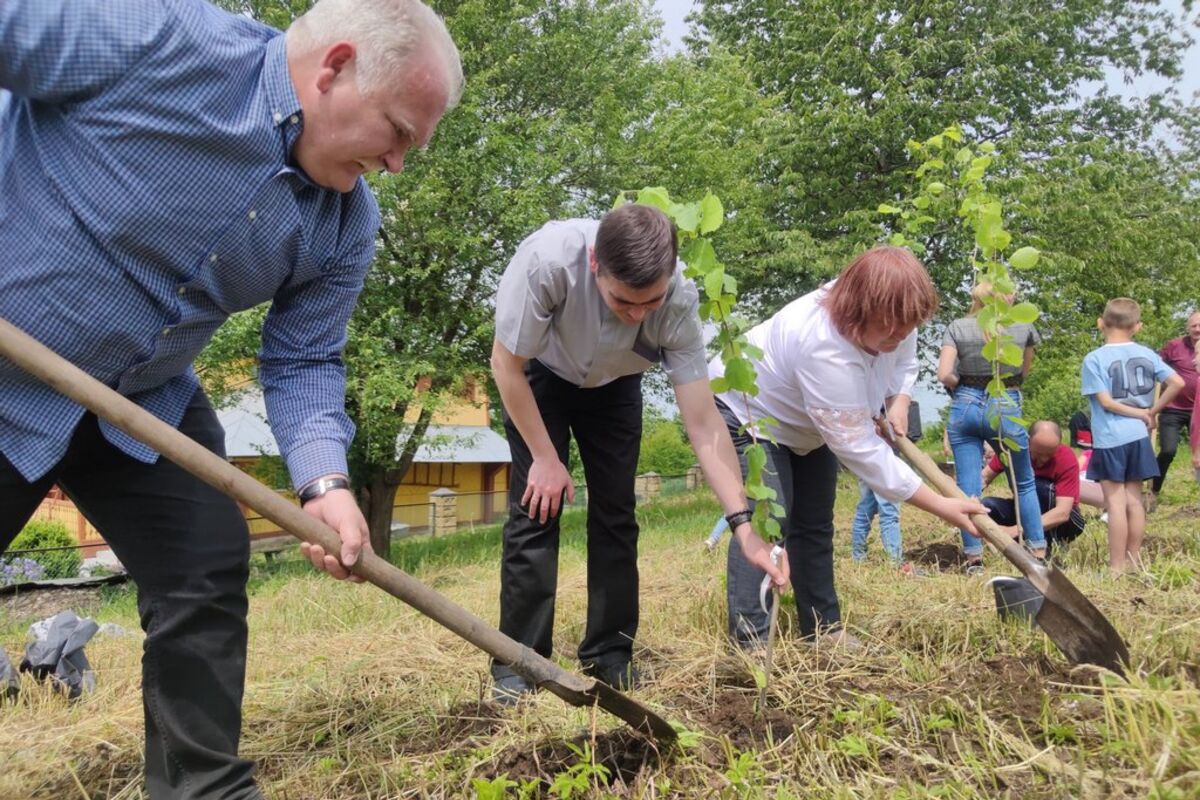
[821,247,938,343]
[1102,297,1141,331]
[594,204,678,289]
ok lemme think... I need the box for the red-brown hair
[820,246,938,343]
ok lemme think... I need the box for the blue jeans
[947,386,1046,556]
[851,478,902,563]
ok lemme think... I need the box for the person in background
[1148,311,1200,509]
[852,401,923,574]
[1069,409,1106,512]
[1082,298,1184,571]
[938,283,1046,574]
[1192,346,1200,492]
[850,477,904,567]
[980,421,1086,555]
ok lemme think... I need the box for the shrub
[6,520,81,579]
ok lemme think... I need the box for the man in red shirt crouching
[982,420,1086,554]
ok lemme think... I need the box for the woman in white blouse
[712,247,985,648]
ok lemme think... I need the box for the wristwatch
[298,476,351,506]
[724,508,754,529]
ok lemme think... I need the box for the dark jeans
[1152,408,1192,493]
[0,390,260,800]
[718,399,840,644]
[492,361,643,680]
[982,476,1086,551]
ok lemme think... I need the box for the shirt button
[289,115,299,125]
[161,327,172,336]
[209,253,218,264]
[248,209,257,221]
[177,286,187,296]
[272,111,282,123]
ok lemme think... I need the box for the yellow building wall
[402,381,489,427]
[391,462,510,528]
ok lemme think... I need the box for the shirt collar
[262,35,305,152]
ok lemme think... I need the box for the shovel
[891,433,1129,675]
[0,318,677,742]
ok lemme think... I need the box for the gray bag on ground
[0,648,18,699]
[20,610,99,699]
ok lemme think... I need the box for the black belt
[959,374,1023,389]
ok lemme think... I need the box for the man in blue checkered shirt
[0,0,462,796]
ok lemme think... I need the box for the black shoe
[491,674,534,706]
[583,661,640,691]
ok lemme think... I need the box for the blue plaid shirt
[0,0,380,487]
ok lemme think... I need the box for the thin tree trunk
[366,471,397,558]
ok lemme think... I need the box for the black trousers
[1,390,260,800]
[1152,408,1192,493]
[982,476,1086,550]
[492,361,643,679]
[718,399,840,643]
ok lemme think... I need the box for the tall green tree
[691,0,1196,307]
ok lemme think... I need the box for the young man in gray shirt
[489,203,786,700]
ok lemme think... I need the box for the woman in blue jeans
[938,283,1046,572]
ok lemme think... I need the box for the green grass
[1,453,1197,799]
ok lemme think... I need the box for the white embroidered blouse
[710,286,923,503]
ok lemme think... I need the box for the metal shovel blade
[0,318,678,742]
[894,435,1130,675]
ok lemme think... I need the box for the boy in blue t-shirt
[1082,298,1184,571]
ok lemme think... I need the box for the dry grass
[1,465,1197,799]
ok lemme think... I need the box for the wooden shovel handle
[892,435,1042,573]
[0,319,606,705]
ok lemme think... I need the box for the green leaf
[683,238,717,275]
[955,146,973,164]
[999,342,1023,366]
[746,443,767,481]
[987,376,1007,395]
[981,338,999,360]
[636,186,671,212]
[1001,437,1023,452]
[944,126,963,142]
[745,483,774,500]
[877,203,901,214]
[926,181,946,195]
[725,357,757,393]
[699,193,724,234]
[611,192,628,210]
[979,141,996,153]
[763,517,781,540]
[888,232,907,246]
[1008,302,1040,324]
[913,196,930,209]
[1009,246,1040,270]
[704,266,725,299]
[672,201,702,234]
[709,376,730,395]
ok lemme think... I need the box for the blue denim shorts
[1087,438,1159,483]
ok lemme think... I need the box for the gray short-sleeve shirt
[942,316,1042,378]
[494,219,708,388]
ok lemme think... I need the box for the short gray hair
[288,0,464,109]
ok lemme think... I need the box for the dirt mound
[483,727,660,787]
[692,690,801,751]
[905,541,965,570]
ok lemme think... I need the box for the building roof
[217,391,510,464]
[413,424,511,463]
